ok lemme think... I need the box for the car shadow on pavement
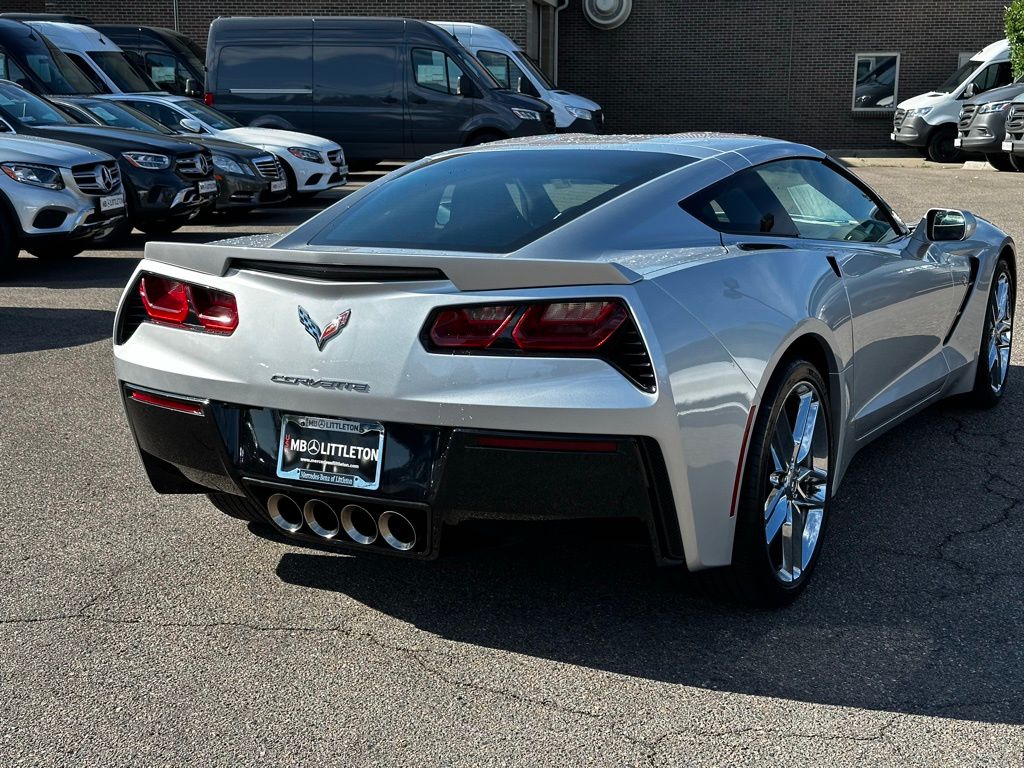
[4,253,140,289]
[0,307,115,354]
[273,374,1024,726]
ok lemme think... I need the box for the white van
[891,39,1013,162]
[25,21,158,94]
[431,21,603,132]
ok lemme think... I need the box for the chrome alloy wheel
[764,381,830,584]
[988,273,1013,395]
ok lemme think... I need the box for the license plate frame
[953,138,962,147]
[270,179,287,192]
[198,179,218,195]
[1003,140,1014,152]
[99,192,124,212]
[276,414,385,490]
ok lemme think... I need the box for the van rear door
[312,19,405,162]
[212,18,313,133]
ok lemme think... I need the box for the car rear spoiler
[142,242,642,291]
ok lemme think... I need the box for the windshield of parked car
[937,60,980,92]
[0,83,73,125]
[512,51,554,90]
[90,51,157,93]
[23,36,99,95]
[310,149,692,253]
[175,99,241,129]
[81,100,172,134]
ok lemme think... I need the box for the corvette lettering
[271,375,370,392]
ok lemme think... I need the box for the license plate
[276,414,384,490]
[890,132,897,140]
[1003,140,1014,151]
[198,179,218,194]
[99,192,124,212]
[271,179,287,192]
[953,138,962,147]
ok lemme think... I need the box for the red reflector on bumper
[476,436,618,453]
[129,390,204,416]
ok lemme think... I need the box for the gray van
[205,16,554,166]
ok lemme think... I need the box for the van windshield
[309,149,692,253]
[512,51,554,90]
[90,51,156,92]
[25,37,99,94]
[937,60,980,92]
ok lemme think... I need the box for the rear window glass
[310,150,691,253]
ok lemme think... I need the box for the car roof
[445,133,826,165]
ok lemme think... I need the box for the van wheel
[986,153,1018,172]
[927,125,962,163]
[466,130,507,146]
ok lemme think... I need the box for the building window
[852,53,900,111]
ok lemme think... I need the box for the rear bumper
[119,384,684,563]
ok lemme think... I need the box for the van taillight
[203,92,214,106]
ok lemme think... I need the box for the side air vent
[229,259,448,283]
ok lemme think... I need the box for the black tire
[207,492,265,523]
[927,125,962,163]
[967,259,1015,408]
[706,360,833,607]
[136,219,184,238]
[1010,154,1024,172]
[465,130,507,146]
[0,205,20,276]
[280,160,299,198]
[27,243,85,260]
[985,153,1018,172]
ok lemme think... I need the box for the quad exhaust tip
[378,510,417,551]
[340,504,378,545]
[265,494,417,551]
[303,499,340,539]
[267,493,303,533]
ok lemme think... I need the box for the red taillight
[512,301,627,350]
[128,389,204,416]
[139,275,189,324]
[203,92,214,106]
[138,274,238,334]
[430,305,516,348]
[188,285,239,333]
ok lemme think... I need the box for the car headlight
[288,147,323,163]
[0,163,64,189]
[565,106,593,121]
[512,107,541,121]
[213,154,246,175]
[122,152,171,170]
[979,101,1013,114]
[909,107,933,117]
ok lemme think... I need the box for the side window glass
[146,52,180,91]
[478,50,510,88]
[412,49,462,95]
[681,168,799,237]
[974,61,1013,92]
[412,49,447,93]
[65,53,106,91]
[0,52,29,88]
[755,159,899,243]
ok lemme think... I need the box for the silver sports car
[113,134,1015,605]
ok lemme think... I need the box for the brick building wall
[557,1,1008,148]
[43,1,527,48]
[41,0,1008,148]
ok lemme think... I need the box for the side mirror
[179,117,203,134]
[924,208,975,241]
[184,78,201,97]
[458,76,478,98]
[962,82,977,99]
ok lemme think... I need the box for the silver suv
[0,134,125,272]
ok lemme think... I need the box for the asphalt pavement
[1,164,1023,766]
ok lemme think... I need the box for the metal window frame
[851,51,900,113]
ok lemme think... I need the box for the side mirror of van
[179,118,204,134]
[184,78,201,97]
[962,82,977,99]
